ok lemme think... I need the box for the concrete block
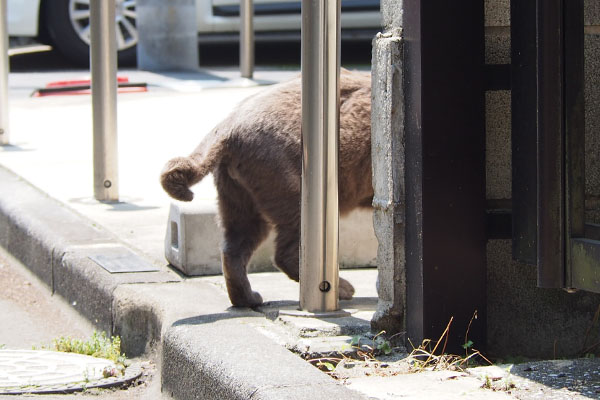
[136,0,199,71]
[165,201,378,276]
[339,209,378,268]
[165,201,222,276]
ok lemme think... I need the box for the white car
[7,0,381,65]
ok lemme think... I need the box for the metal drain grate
[88,246,160,273]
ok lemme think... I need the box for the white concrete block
[165,200,222,276]
[165,200,377,276]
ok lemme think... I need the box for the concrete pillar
[136,0,198,71]
[370,0,405,334]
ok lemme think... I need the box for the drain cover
[88,246,159,273]
[0,350,142,395]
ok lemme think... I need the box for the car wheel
[43,0,138,66]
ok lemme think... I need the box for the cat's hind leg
[273,224,355,301]
[214,166,270,307]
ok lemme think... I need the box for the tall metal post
[0,0,9,145]
[240,0,254,78]
[90,0,119,201]
[300,0,341,313]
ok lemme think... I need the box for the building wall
[372,0,600,358]
[484,0,600,359]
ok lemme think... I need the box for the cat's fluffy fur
[161,69,373,307]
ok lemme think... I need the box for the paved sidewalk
[1,67,599,399]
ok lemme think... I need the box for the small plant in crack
[307,330,401,374]
[480,365,516,392]
[408,311,491,373]
[37,331,127,375]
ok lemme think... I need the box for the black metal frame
[404,0,486,352]
[511,0,600,293]
[511,0,540,267]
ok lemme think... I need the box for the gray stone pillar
[370,0,405,334]
[136,0,199,71]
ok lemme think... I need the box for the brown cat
[160,69,373,307]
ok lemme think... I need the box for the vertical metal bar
[0,0,8,145]
[90,0,119,201]
[240,0,254,79]
[404,0,486,352]
[510,0,538,265]
[536,0,565,288]
[403,0,425,345]
[563,0,585,287]
[300,0,341,313]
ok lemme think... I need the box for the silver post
[240,0,254,79]
[300,0,341,313]
[90,0,119,201]
[0,0,9,145]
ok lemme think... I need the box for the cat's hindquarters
[160,130,227,202]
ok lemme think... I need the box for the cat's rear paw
[339,277,355,300]
[230,290,264,308]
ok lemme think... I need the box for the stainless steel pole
[300,0,341,312]
[90,0,119,201]
[240,0,254,78]
[0,0,9,145]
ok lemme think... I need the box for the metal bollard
[240,0,254,78]
[300,0,341,313]
[90,0,119,201]
[0,0,8,145]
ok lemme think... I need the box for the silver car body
[8,0,381,39]
[7,0,41,36]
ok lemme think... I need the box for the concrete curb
[0,164,367,400]
[0,165,177,333]
[162,321,366,400]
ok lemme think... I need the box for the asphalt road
[0,249,94,351]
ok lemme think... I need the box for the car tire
[43,0,137,67]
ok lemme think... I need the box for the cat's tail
[160,130,225,202]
